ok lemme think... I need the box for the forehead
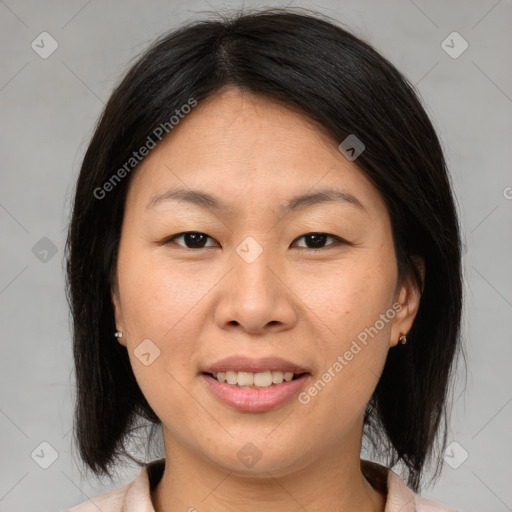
[124,88,386,220]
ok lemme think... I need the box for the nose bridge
[214,235,297,333]
[232,235,279,307]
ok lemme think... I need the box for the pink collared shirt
[65,458,457,511]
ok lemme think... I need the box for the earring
[114,330,123,338]
[399,332,407,345]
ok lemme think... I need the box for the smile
[201,372,310,413]
[209,370,302,388]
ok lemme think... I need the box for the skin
[112,87,423,512]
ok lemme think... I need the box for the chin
[203,439,310,478]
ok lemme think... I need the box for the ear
[111,281,126,347]
[389,257,425,347]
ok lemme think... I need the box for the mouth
[202,370,306,388]
[200,371,311,413]
[199,355,312,412]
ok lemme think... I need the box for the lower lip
[201,373,310,413]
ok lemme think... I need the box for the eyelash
[161,232,350,251]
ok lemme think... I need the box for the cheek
[116,246,214,398]
[117,248,210,428]
[296,253,396,344]
[294,251,396,409]
[118,244,216,337]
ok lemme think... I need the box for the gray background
[1,1,511,511]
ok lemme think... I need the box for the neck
[151,425,385,512]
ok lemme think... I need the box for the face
[112,87,422,477]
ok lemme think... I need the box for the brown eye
[292,233,344,249]
[167,232,219,249]
[163,231,347,250]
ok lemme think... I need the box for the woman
[64,7,462,511]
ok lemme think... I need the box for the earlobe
[111,286,126,347]
[390,272,423,348]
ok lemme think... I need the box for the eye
[165,232,219,249]
[161,231,348,250]
[292,232,346,250]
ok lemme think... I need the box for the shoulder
[64,483,130,512]
[63,459,165,512]
[361,459,458,512]
[415,495,459,512]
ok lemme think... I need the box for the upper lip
[202,355,310,374]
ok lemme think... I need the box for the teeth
[254,371,272,387]
[212,370,297,387]
[237,371,254,387]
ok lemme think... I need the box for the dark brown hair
[65,7,463,492]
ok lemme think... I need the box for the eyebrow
[145,186,366,215]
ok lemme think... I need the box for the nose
[214,245,298,336]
